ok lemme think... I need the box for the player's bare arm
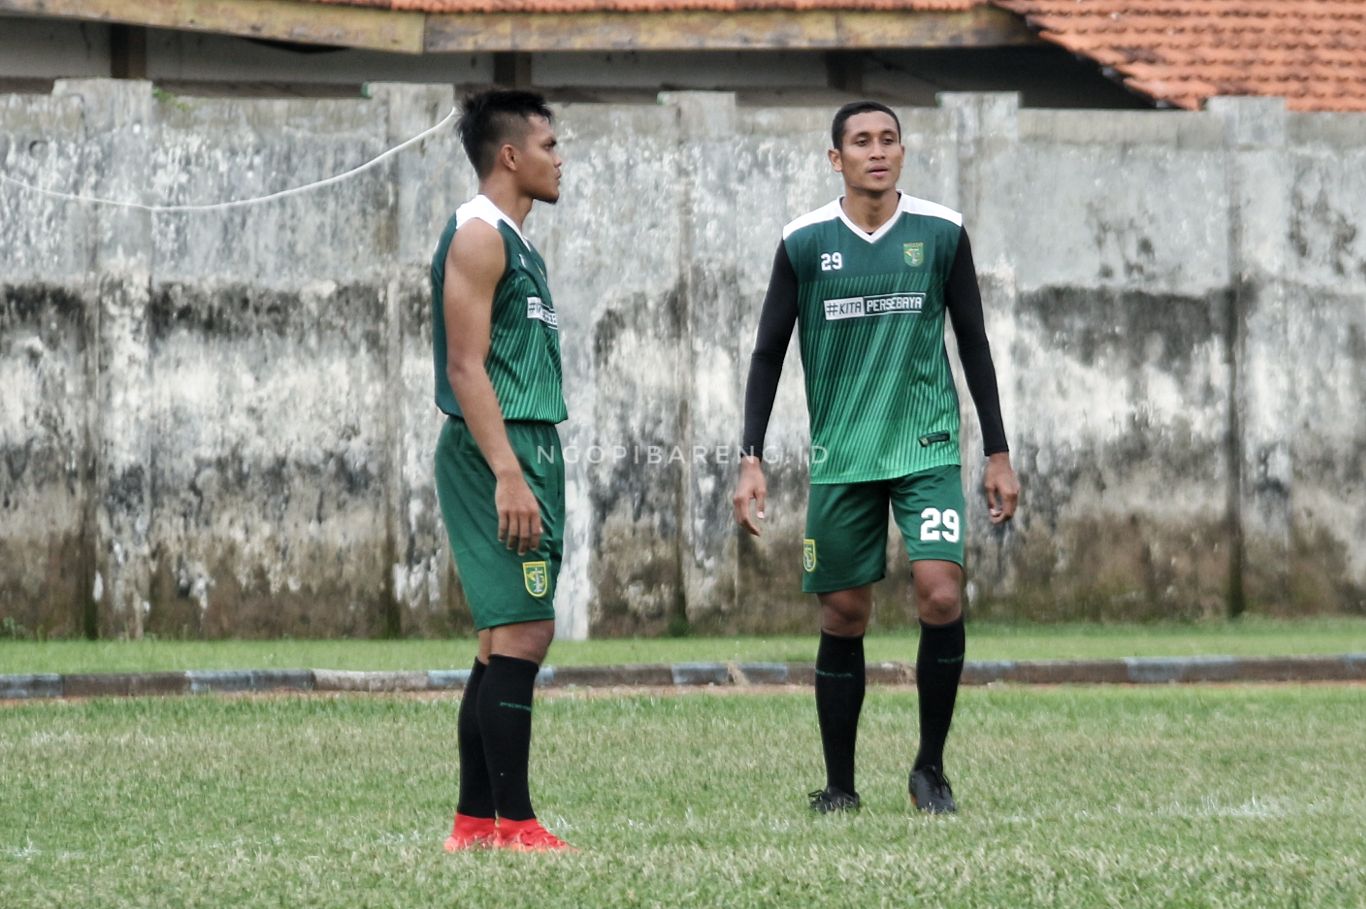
[444,220,542,556]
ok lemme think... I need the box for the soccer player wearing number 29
[733,101,1020,815]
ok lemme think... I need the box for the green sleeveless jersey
[784,193,964,484]
[430,194,567,424]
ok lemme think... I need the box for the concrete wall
[1,82,1363,639]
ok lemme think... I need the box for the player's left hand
[984,452,1019,525]
[495,472,543,555]
[733,456,768,536]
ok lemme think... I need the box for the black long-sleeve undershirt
[741,226,1009,458]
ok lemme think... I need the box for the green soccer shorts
[435,418,564,631]
[801,465,965,594]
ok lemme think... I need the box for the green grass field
[3,685,1364,908]
[3,617,1364,674]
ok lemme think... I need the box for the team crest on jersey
[904,242,925,267]
[523,561,549,598]
[803,539,817,573]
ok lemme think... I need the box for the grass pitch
[3,685,1364,908]
[3,616,1363,674]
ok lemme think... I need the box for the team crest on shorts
[803,539,818,573]
[522,561,549,598]
[903,242,925,267]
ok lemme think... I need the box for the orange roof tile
[309,0,984,10]
[301,0,1366,111]
[992,0,1366,111]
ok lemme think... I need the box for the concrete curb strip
[185,669,316,693]
[671,662,729,686]
[737,663,790,685]
[552,664,675,687]
[244,670,315,692]
[0,654,1362,700]
[0,674,61,699]
[187,670,257,694]
[64,672,190,698]
[314,670,429,692]
[427,669,471,690]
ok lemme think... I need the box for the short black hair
[830,100,901,150]
[457,90,554,178]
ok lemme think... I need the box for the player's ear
[499,142,518,172]
[828,147,843,173]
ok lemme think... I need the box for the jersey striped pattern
[783,193,964,484]
[430,194,567,424]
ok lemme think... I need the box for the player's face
[830,111,903,195]
[514,115,562,204]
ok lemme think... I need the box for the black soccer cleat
[908,766,957,814]
[808,786,861,814]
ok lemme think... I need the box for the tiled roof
[310,0,982,11]
[993,0,1366,112]
[302,0,1366,112]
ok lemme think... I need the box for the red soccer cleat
[493,818,576,852]
[443,813,497,852]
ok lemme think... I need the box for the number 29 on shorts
[919,507,960,543]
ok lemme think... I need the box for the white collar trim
[836,192,907,245]
[465,193,530,247]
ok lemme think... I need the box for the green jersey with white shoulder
[783,193,965,483]
[430,193,567,424]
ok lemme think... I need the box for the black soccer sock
[455,658,494,818]
[476,654,540,822]
[913,616,966,772]
[815,631,866,794]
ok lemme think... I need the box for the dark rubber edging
[1,654,1363,700]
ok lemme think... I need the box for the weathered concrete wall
[970,101,1237,621]
[1,82,1363,639]
[1278,110,1366,614]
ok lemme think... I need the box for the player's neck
[478,182,534,231]
[840,188,901,234]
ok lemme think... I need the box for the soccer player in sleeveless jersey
[733,101,1021,815]
[432,91,572,851]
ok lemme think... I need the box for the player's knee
[494,620,555,664]
[526,625,555,663]
[821,614,867,637]
[819,597,870,636]
[918,584,961,625]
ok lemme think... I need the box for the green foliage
[151,86,192,112]
[666,612,691,638]
[0,616,30,641]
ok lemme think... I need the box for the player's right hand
[732,456,768,536]
[495,473,542,556]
